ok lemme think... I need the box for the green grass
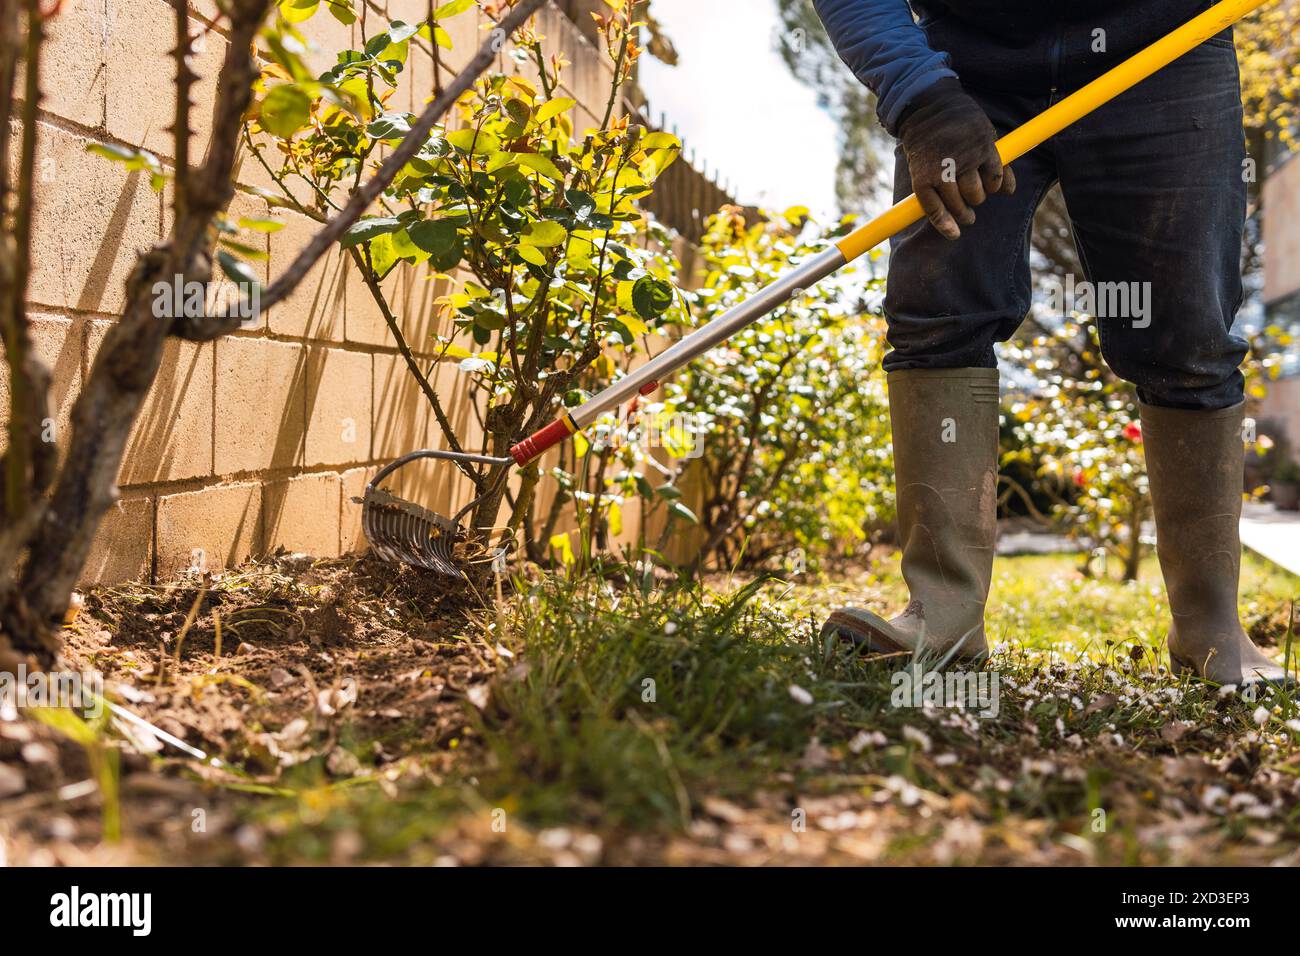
[241,552,1300,865]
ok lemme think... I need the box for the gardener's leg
[823,89,1056,661]
[1059,38,1286,686]
[881,89,1057,374]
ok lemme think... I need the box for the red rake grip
[510,417,574,466]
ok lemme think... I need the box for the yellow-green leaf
[640,131,680,151]
[515,152,565,182]
[279,0,320,24]
[549,532,575,566]
[446,127,500,154]
[616,280,636,313]
[516,244,548,266]
[238,216,286,233]
[521,220,567,248]
[433,0,474,17]
[535,97,576,125]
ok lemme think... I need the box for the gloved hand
[898,77,1016,240]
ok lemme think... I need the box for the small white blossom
[787,684,813,706]
[902,726,932,752]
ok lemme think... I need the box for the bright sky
[638,0,841,218]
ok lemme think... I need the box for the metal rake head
[358,449,512,576]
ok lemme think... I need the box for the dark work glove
[898,77,1016,240]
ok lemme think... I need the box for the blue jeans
[882,35,1249,410]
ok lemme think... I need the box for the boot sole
[1169,651,1297,690]
[823,608,985,664]
[823,609,909,656]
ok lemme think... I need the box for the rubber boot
[1141,401,1289,687]
[822,368,1000,661]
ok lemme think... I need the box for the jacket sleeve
[811,0,957,135]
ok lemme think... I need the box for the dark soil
[1,553,493,864]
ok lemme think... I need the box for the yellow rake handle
[834,0,1270,262]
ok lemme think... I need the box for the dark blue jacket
[813,0,1222,134]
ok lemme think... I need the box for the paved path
[996,528,1079,556]
[1240,502,1300,578]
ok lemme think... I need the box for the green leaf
[86,142,139,163]
[407,219,459,255]
[631,275,673,319]
[324,0,356,24]
[504,98,532,126]
[368,232,398,274]
[516,244,548,267]
[446,127,500,154]
[535,97,576,125]
[565,188,597,221]
[278,0,320,24]
[217,250,262,289]
[367,112,412,139]
[515,152,565,182]
[619,314,648,336]
[433,0,475,17]
[29,706,97,746]
[390,227,431,263]
[668,502,699,524]
[521,220,567,248]
[474,310,506,331]
[340,216,402,247]
[237,216,286,233]
[640,131,681,151]
[548,531,575,566]
[260,84,313,138]
[387,19,419,42]
[86,142,162,174]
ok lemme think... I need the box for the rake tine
[359,448,514,576]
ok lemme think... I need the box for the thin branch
[1,0,49,521]
[347,246,480,488]
[170,0,196,220]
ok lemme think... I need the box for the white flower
[787,684,813,706]
[1201,785,1230,812]
[848,730,887,754]
[902,726,932,752]
[1253,706,1270,727]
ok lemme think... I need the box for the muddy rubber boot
[1141,401,1290,687]
[822,368,1000,662]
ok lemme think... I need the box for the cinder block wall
[6,0,617,584]
[1264,154,1300,307]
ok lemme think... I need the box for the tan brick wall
[1264,155,1300,305]
[5,0,629,587]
